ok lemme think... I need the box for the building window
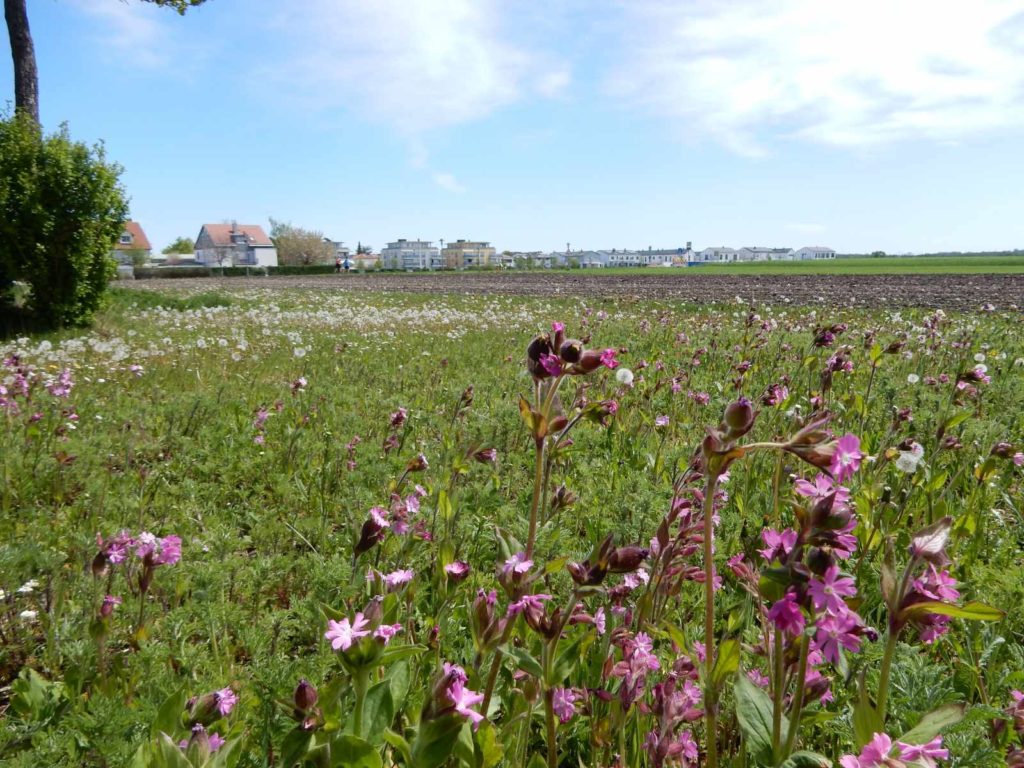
[120,233,132,245]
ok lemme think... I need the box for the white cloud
[432,172,466,194]
[606,0,1024,154]
[68,0,180,68]
[269,0,569,132]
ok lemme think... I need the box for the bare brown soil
[130,272,1024,311]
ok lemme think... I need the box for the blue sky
[3,0,1024,254]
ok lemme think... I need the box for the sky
[3,0,1024,255]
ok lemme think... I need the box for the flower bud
[185,725,211,765]
[607,546,648,574]
[576,349,604,373]
[992,442,1015,458]
[559,340,583,364]
[406,453,429,472]
[527,334,554,379]
[187,692,221,727]
[723,397,755,437]
[294,679,318,713]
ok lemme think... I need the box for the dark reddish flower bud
[294,679,318,713]
[473,448,498,464]
[559,339,583,364]
[362,595,384,627]
[406,453,429,472]
[576,348,603,373]
[566,560,591,585]
[724,397,755,437]
[550,484,577,514]
[184,725,212,765]
[527,334,554,379]
[992,442,1015,458]
[805,546,834,575]
[549,415,569,433]
[608,546,648,573]
[354,507,390,557]
[91,552,109,578]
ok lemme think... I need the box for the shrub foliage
[0,114,128,326]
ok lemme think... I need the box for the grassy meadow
[1,285,1023,767]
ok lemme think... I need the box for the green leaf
[474,722,504,768]
[152,687,188,739]
[901,601,1004,622]
[208,737,243,768]
[852,694,884,750]
[410,714,464,768]
[734,673,784,765]
[898,703,966,746]
[549,633,586,686]
[330,734,382,768]
[361,682,395,744]
[454,721,475,766]
[437,490,453,522]
[780,751,832,767]
[710,639,741,690]
[506,646,544,679]
[383,729,412,765]
[279,728,313,768]
[379,644,427,666]
[156,733,192,768]
[388,661,412,711]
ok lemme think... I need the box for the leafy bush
[0,114,128,327]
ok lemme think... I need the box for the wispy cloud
[267,0,570,132]
[68,0,184,69]
[606,0,1024,154]
[432,172,466,194]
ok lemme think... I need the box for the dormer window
[120,233,132,245]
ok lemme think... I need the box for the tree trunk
[5,0,39,124]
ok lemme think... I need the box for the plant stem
[481,620,516,714]
[771,628,785,753]
[702,471,721,768]
[544,686,558,768]
[876,628,899,722]
[353,667,369,737]
[525,437,546,560]
[782,637,810,757]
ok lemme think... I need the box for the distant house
[324,238,351,262]
[381,239,440,270]
[353,252,379,270]
[195,223,278,267]
[699,247,739,263]
[442,240,496,269]
[578,251,610,268]
[112,221,152,264]
[791,246,836,260]
[737,247,773,262]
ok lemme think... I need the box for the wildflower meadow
[1,285,1023,768]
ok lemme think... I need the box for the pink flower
[768,592,805,637]
[539,353,563,377]
[373,623,403,644]
[135,533,181,566]
[593,607,606,636]
[808,565,857,616]
[758,528,797,563]
[813,613,862,663]
[383,569,414,590]
[747,669,770,687]
[655,414,670,428]
[325,613,371,651]
[502,552,533,576]
[631,632,660,671]
[552,688,577,723]
[897,736,948,767]
[444,561,471,581]
[100,594,121,618]
[444,665,485,728]
[600,348,620,369]
[390,407,408,427]
[507,593,553,617]
[830,433,863,482]
[369,507,390,528]
[215,688,237,717]
[794,474,850,507]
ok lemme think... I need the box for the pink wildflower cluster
[840,733,947,768]
[325,609,404,653]
[526,322,619,381]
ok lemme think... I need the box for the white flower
[907,373,920,385]
[19,610,38,621]
[17,579,39,594]
[895,442,925,474]
[293,347,307,358]
[615,368,634,386]
[974,353,986,362]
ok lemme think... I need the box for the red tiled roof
[115,221,152,251]
[200,223,273,247]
